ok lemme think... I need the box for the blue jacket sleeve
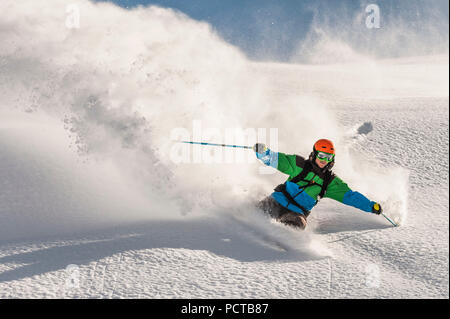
[342,190,376,213]
[255,148,278,168]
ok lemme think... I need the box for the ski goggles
[316,151,335,162]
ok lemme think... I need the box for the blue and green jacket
[256,149,376,216]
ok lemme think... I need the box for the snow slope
[0,0,448,298]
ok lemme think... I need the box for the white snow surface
[0,0,448,298]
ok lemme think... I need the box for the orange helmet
[313,139,335,155]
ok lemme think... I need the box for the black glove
[253,143,267,154]
[372,203,382,215]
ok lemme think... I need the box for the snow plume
[287,0,448,101]
[290,0,449,64]
[0,0,275,241]
[335,141,410,226]
[1,0,438,243]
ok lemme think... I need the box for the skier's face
[315,158,328,169]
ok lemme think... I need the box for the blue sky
[98,0,449,61]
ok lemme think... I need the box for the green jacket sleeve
[276,152,298,176]
[324,175,352,203]
[325,175,376,212]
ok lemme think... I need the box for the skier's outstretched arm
[325,176,382,214]
[253,143,297,176]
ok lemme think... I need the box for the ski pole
[382,213,398,227]
[180,141,253,150]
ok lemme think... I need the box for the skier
[254,139,383,229]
